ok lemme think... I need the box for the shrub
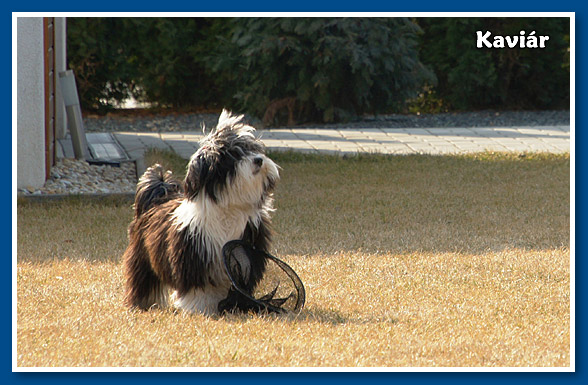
[204,18,435,124]
[67,18,139,111]
[125,18,220,108]
[67,17,569,118]
[417,17,570,110]
[67,18,220,111]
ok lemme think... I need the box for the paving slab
[57,125,570,166]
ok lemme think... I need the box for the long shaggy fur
[122,110,280,315]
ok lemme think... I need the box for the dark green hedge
[67,17,570,122]
[67,18,138,111]
[203,18,434,123]
[417,17,570,110]
[67,18,220,111]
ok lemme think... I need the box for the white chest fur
[172,198,259,281]
[169,198,261,314]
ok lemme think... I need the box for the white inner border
[12,11,575,373]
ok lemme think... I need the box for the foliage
[406,84,449,114]
[66,17,570,119]
[67,18,219,111]
[417,18,570,110]
[66,18,139,111]
[123,18,220,108]
[204,18,435,123]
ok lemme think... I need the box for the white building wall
[17,17,46,189]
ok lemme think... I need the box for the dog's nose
[253,156,264,167]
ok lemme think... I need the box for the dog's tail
[134,164,182,217]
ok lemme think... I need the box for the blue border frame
[5,1,586,12]
[8,1,583,383]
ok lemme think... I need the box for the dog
[122,110,280,315]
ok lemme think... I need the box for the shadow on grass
[292,307,349,325]
[256,307,398,325]
[17,151,570,262]
[294,307,398,325]
[211,306,397,325]
[272,151,571,255]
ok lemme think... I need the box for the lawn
[16,151,571,368]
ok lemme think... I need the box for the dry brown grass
[16,152,571,368]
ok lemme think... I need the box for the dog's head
[184,110,280,208]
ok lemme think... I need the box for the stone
[17,159,138,196]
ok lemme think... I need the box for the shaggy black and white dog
[122,110,280,315]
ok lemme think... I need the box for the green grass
[144,148,189,180]
[16,151,570,367]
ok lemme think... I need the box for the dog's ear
[184,155,206,200]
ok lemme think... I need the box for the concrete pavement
[114,125,570,160]
[57,125,571,165]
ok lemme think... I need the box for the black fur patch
[134,164,182,217]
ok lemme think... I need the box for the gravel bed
[84,113,222,133]
[304,109,570,129]
[83,110,570,132]
[18,158,137,196]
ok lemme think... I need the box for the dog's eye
[253,157,263,167]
